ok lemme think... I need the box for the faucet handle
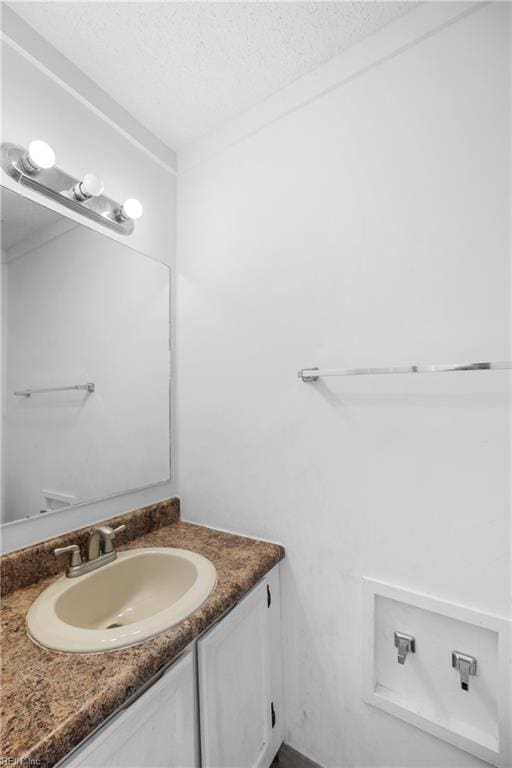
[101,524,126,554]
[54,544,82,568]
[113,524,126,536]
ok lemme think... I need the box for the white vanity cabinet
[197,565,284,768]
[61,649,199,768]
[59,565,283,768]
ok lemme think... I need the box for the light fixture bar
[1,143,137,236]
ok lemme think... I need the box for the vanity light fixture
[117,198,143,221]
[72,173,104,201]
[20,139,56,173]
[1,140,139,235]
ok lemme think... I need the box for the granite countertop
[0,499,284,767]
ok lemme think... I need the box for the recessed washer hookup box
[362,578,510,768]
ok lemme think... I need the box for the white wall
[177,4,511,767]
[0,21,177,550]
[3,221,170,522]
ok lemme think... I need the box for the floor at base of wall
[272,743,323,768]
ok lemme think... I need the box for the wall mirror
[1,186,170,524]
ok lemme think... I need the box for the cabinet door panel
[62,650,198,768]
[198,575,276,768]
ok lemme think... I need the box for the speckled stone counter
[0,499,284,767]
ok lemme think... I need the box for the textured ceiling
[11,2,414,150]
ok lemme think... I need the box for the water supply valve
[394,631,415,664]
[451,651,477,691]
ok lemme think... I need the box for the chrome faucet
[88,525,125,561]
[54,524,126,578]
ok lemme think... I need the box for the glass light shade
[80,174,104,198]
[27,140,55,170]
[122,198,143,220]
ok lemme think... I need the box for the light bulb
[73,174,104,201]
[22,140,56,173]
[120,198,143,220]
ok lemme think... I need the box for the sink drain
[106,622,123,629]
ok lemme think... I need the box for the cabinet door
[62,649,198,768]
[198,566,283,768]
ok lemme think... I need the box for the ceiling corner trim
[177,1,480,175]
[1,4,178,175]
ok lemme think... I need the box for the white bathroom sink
[26,547,217,653]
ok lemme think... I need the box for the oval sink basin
[26,548,217,653]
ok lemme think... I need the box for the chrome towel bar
[14,382,95,397]
[298,361,512,382]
